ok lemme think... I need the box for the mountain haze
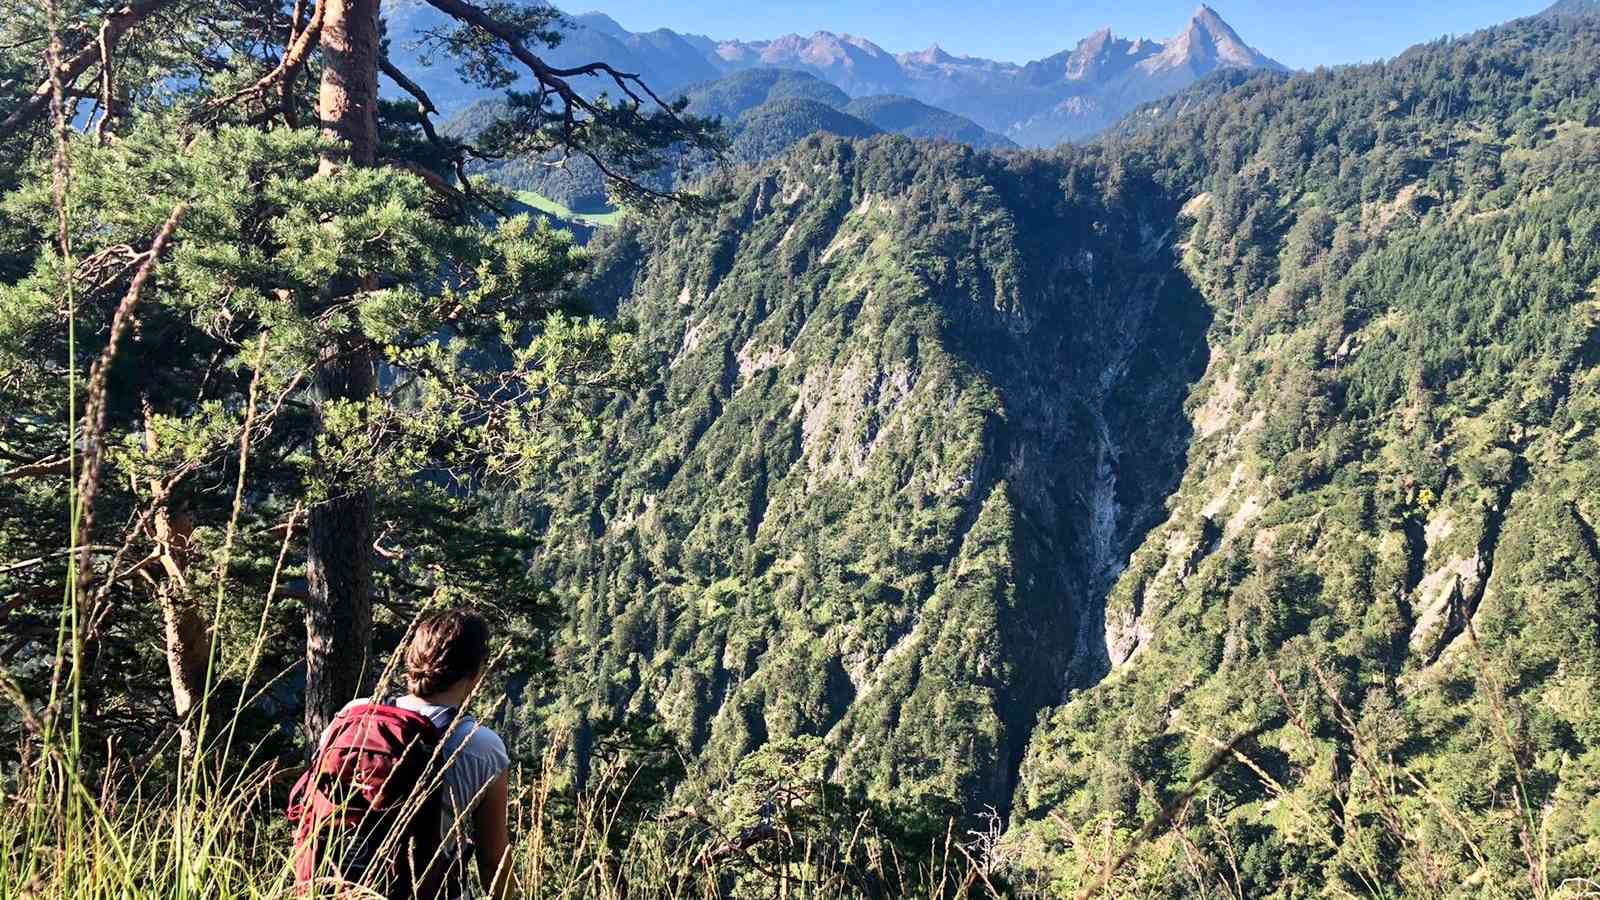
[444,68,1012,210]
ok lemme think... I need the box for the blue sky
[579,1,1551,70]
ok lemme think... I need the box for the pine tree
[0,0,719,755]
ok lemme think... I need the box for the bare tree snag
[1,0,183,136]
[143,404,211,753]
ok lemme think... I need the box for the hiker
[291,608,513,900]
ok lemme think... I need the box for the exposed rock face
[524,136,1210,810]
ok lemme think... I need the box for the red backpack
[288,702,456,900]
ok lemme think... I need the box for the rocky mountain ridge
[390,3,1285,147]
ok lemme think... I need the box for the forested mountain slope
[843,95,1018,150]
[520,10,1600,894]
[523,135,1211,811]
[447,68,1011,211]
[1006,13,1600,894]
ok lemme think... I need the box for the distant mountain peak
[903,43,961,66]
[1152,4,1284,73]
[1187,4,1244,39]
[572,11,629,39]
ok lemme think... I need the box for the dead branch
[74,202,189,591]
[203,0,325,119]
[2,0,184,136]
[2,455,76,479]
[95,17,116,142]
[281,0,309,126]
[0,546,121,577]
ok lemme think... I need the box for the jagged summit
[1150,5,1286,73]
[1017,5,1280,91]
[904,43,961,65]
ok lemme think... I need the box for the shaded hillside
[677,68,851,120]
[725,98,881,161]
[843,95,1018,149]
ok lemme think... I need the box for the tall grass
[0,720,1019,900]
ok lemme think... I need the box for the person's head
[404,607,492,698]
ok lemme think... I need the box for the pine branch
[379,56,510,216]
[1,0,184,137]
[202,0,325,121]
[421,0,719,207]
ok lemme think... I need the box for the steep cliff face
[523,137,1209,810]
[1001,15,1600,894]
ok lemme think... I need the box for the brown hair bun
[405,608,491,697]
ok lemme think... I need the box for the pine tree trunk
[304,0,381,743]
[144,403,212,755]
[316,0,381,170]
[154,507,209,751]
[303,340,378,741]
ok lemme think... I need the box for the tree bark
[317,0,381,169]
[304,0,381,743]
[143,403,212,754]
[304,341,378,741]
[155,506,209,750]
